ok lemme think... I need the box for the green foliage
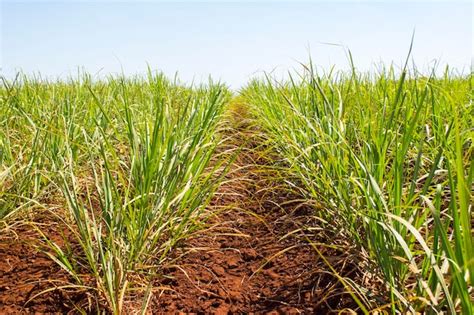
[243,63,473,313]
[1,72,230,314]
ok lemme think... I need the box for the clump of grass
[243,58,472,313]
[1,72,231,314]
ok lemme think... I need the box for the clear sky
[1,1,472,88]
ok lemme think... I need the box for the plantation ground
[0,110,363,313]
[0,69,471,314]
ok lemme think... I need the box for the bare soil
[0,219,88,313]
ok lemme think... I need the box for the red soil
[150,142,361,313]
[0,220,88,313]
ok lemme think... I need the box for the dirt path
[151,117,360,313]
[0,113,361,314]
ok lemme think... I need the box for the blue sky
[1,1,472,87]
